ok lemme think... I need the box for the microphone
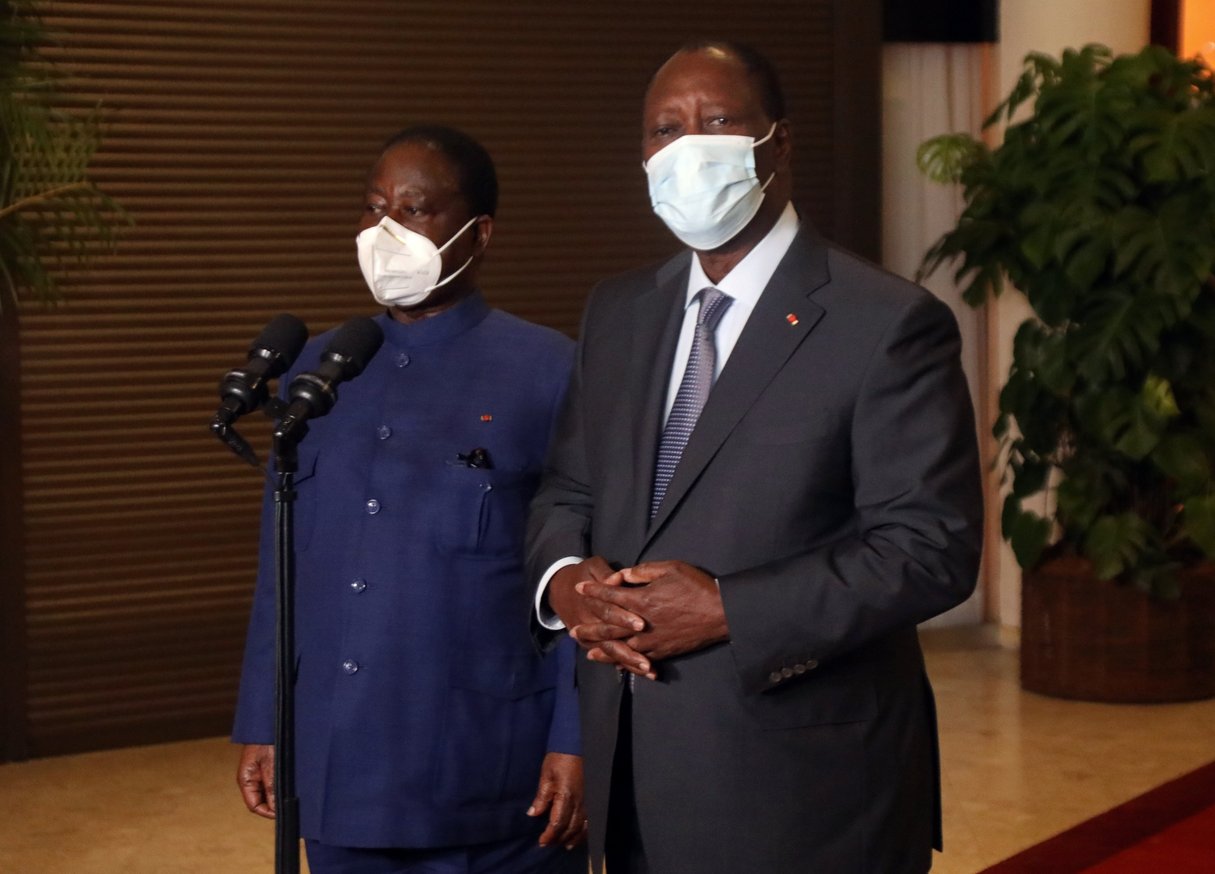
[214,314,309,426]
[275,316,384,443]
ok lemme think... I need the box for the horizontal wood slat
[4,0,876,758]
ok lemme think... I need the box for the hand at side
[527,752,588,849]
[236,743,276,819]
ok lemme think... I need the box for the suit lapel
[623,253,691,558]
[645,228,831,543]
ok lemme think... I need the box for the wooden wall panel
[1,0,879,758]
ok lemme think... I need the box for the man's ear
[473,215,494,254]
[773,118,793,170]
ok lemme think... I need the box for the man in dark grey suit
[528,40,983,874]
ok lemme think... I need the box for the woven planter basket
[1020,555,1215,702]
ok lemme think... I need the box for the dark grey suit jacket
[528,225,983,873]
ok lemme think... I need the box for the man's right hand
[237,743,276,819]
[548,557,626,631]
[549,557,652,677]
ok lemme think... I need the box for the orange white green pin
[786,313,799,326]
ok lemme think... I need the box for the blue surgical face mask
[643,123,776,251]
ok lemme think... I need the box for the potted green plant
[918,44,1215,701]
[1,0,125,310]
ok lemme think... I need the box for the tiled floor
[2,624,1214,873]
[927,625,1215,873]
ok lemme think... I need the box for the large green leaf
[916,134,985,185]
[1073,378,1177,459]
[1011,454,1051,499]
[1116,375,1179,458]
[1003,497,1052,569]
[984,50,1071,127]
[1017,202,1059,269]
[1069,290,1188,382]
[1129,106,1215,183]
[1011,320,1073,394]
[999,369,1067,457]
[1055,462,1110,531]
[1110,201,1215,298]
[1021,269,1079,328]
[1083,513,1150,579]
[1150,433,1212,490]
[1194,386,1215,453]
[1183,495,1215,558]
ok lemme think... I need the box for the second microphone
[275,316,385,444]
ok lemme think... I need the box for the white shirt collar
[685,201,800,308]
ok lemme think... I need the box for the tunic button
[395,352,411,367]
[342,659,359,674]
[365,498,380,515]
[350,578,367,593]
[376,425,392,440]
[768,670,783,685]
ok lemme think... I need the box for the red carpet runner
[979,760,1215,873]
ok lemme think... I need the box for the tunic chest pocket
[436,466,536,558]
[288,450,321,554]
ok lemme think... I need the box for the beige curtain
[881,43,992,627]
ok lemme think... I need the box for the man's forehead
[646,49,759,109]
[371,144,460,188]
[655,48,746,82]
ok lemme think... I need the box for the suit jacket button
[768,670,783,684]
[792,663,807,674]
[780,666,794,679]
[805,659,819,670]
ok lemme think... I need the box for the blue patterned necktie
[651,287,733,518]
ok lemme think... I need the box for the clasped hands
[548,557,730,679]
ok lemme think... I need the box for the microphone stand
[209,408,301,873]
[270,416,305,874]
[212,314,381,872]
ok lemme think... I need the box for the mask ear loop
[434,214,481,256]
[754,122,780,194]
[425,215,482,292]
[751,122,778,148]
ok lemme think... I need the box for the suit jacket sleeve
[526,291,599,647]
[231,474,277,744]
[719,293,983,694]
[545,635,581,754]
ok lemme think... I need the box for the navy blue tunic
[234,293,578,848]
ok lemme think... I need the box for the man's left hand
[574,560,730,671]
[527,752,587,849]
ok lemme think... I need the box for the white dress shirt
[536,202,802,628]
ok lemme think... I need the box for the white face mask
[643,123,777,251]
[356,214,479,308]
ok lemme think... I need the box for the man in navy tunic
[233,125,586,874]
